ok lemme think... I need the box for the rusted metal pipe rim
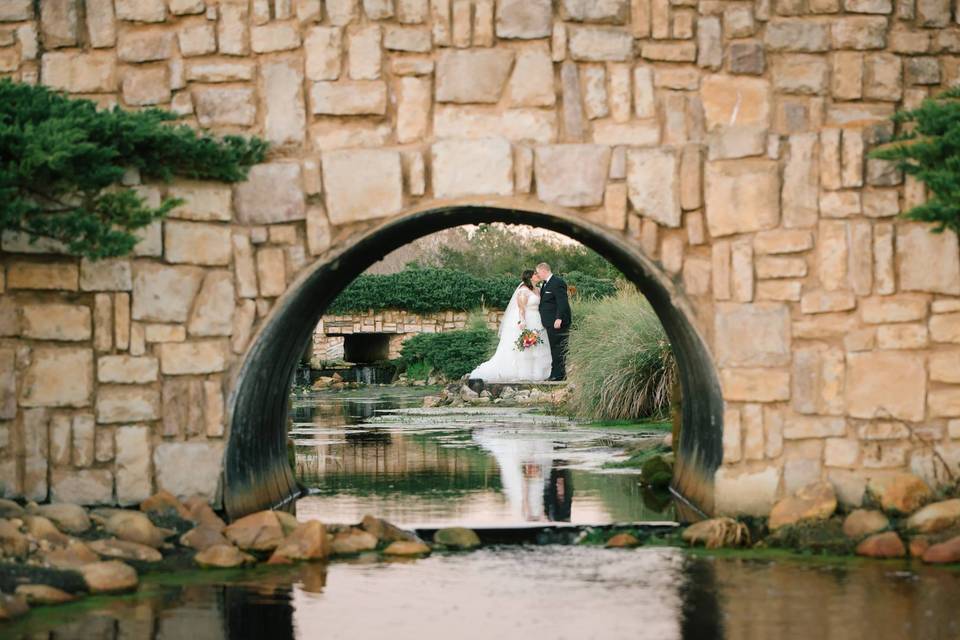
[224,205,723,520]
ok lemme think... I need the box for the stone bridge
[1,0,960,520]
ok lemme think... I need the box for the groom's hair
[536,262,551,272]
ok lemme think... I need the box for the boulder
[909,536,931,558]
[842,509,889,540]
[605,533,641,548]
[140,491,191,520]
[80,561,139,594]
[905,499,960,534]
[24,515,71,547]
[855,531,906,558]
[0,593,28,620]
[270,521,330,562]
[15,584,75,605]
[88,538,163,563]
[768,482,837,531]
[223,511,285,552]
[331,528,379,555]
[183,496,226,531]
[460,385,479,401]
[180,526,229,551]
[0,499,24,519]
[0,519,29,558]
[682,517,750,548]
[640,455,673,488]
[433,527,481,550]
[43,540,100,569]
[360,514,420,543]
[106,512,167,548]
[35,504,90,534]
[871,473,932,514]
[922,535,960,564]
[383,540,431,556]
[275,511,300,536]
[195,544,256,569]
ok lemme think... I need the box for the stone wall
[313,308,503,363]
[2,0,960,515]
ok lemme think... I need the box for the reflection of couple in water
[473,430,573,522]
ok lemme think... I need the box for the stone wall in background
[313,309,504,363]
[1,0,960,515]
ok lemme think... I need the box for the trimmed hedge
[398,326,497,380]
[327,267,616,314]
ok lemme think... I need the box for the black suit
[538,275,571,380]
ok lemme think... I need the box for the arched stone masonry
[1,0,960,518]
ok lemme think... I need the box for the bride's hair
[521,269,536,291]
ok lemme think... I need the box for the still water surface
[7,388,960,639]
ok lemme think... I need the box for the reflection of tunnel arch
[224,204,723,520]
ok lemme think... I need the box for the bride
[470,269,552,382]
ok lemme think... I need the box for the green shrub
[870,86,960,234]
[0,80,266,259]
[399,322,497,380]
[566,287,677,420]
[328,267,616,314]
[404,361,432,381]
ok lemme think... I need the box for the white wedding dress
[470,284,552,382]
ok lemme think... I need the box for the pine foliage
[0,80,267,259]
[870,86,960,234]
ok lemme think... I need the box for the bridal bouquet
[515,328,543,352]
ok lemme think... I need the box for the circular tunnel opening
[224,205,723,520]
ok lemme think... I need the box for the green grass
[602,443,671,469]
[566,287,677,421]
[586,419,672,431]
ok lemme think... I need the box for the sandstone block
[170,0,206,15]
[567,26,632,61]
[97,356,159,384]
[50,469,114,505]
[764,19,831,52]
[261,58,306,147]
[322,149,404,224]
[435,49,513,103]
[728,41,766,75]
[772,54,830,95]
[721,368,790,402]
[384,25,432,52]
[96,385,160,423]
[0,1,32,21]
[310,80,387,115]
[930,352,960,383]
[257,247,286,297]
[188,271,235,337]
[115,426,151,505]
[715,303,791,367]
[234,163,306,225]
[348,25,381,80]
[251,22,301,52]
[178,23,217,57]
[158,340,227,375]
[846,352,925,421]
[397,76,432,143]
[534,145,610,207]
[185,61,255,83]
[118,29,174,62]
[929,389,960,418]
[860,294,927,323]
[305,26,343,81]
[506,43,555,108]
[560,0,629,23]
[863,53,902,101]
[20,347,93,408]
[40,0,79,49]
[218,3,249,55]
[306,206,332,256]
[131,262,204,323]
[931,313,960,343]
[163,221,231,267]
[168,181,232,222]
[153,442,224,501]
[432,138,514,198]
[896,224,960,295]
[831,17,887,50]
[701,75,771,131]
[21,304,91,341]
[714,465,781,516]
[193,87,256,127]
[627,148,680,228]
[40,51,117,93]
[916,0,951,26]
[115,0,165,22]
[495,0,552,39]
[705,160,780,237]
[79,258,132,292]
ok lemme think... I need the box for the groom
[536,262,571,381]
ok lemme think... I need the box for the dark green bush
[0,79,266,259]
[328,267,616,314]
[398,325,497,380]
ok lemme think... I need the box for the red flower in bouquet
[515,328,543,352]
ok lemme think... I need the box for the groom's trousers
[546,327,568,380]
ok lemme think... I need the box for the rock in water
[768,481,837,531]
[15,584,75,605]
[223,511,285,552]
[682,518,750,549]
[383,540,432,556]
[361,514,421,543]
[80,561,139,594]
[0,519,29,559]
[43,540,101,569]
[0,499,24,519]
[870,473,932,515]
[275,511,300,536]
[140,490,191,520]
[88,538,164,563]
[855,531,905,558]
[905,499,960,534]
[180,525,230,551]
[106,512,167,548]
[0,594,29,620]
[270,521,330,562]
[433,527,481,550]
[641,455,673,489]
[922,535,960,564]
[183,496,226,531]
[35,504,91,534]
[24,515,71,546]
[842,509,889,540]
[195,544,256,568]
[605,533,641,548]
[331,528,379,555]
[909,536,931,558]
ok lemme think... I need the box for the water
[289,386,675,527]
[7,548,960,639]
[10,388,960,639]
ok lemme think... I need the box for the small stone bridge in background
[1,0,960,521]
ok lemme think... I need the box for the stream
[7,386,960,640]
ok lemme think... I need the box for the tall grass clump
[566,287,677,420]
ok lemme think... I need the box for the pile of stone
[423,383,570,408]
[0,494,482,622]
[311,372,362,391]
[681,473,960,564]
